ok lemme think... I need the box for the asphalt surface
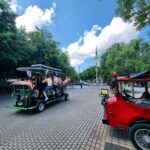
[0,86,135,150]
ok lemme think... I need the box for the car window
[119,81,150,99]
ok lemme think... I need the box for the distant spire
[95,47,99,66]
[95,47,98,60]
[95,47,99,83]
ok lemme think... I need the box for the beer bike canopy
[16,64,63,77]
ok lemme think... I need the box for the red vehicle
[102,71,150,150]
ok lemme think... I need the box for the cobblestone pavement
[0,86,135,150]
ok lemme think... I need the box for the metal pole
[96,65,98,83]
[132,82,135,97]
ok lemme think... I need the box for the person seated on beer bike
[12,78,34,101]
[58,77,62,86]
[62,76,71,89]
[32,75,42,98]
[13,78,34,90]
[56,77,63,95]
[63,76,71,86]
[53,75,59,97]
[42,74,53,101]
[57,76,70,94]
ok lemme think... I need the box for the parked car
[101,71,150,150]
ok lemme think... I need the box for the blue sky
[11,0,149,72]
[50,0,117,47]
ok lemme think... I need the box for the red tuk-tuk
[101,71,150,150]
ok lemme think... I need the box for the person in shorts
[42,74,52,101]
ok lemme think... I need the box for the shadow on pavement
[108,127,130,141]
[12,99,65,116]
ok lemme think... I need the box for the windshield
[118,81,150,99]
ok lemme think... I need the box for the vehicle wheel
[130,123,150,150]
[37,102,45,112]
[65,94,69,101]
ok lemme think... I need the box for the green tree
[80,66,99,81]
[58,52,78,81]
[99,39,149,81]
[140,42,150,70]
[0,0,18,79]
[26,28,60,67]
[116,0,150,30]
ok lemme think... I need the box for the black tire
[37,102,45,112]
[130,123,150,150]
[65,94,69,101]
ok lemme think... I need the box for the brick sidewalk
[0,86,135,150]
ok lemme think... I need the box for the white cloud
[65,17,139,67]
[9,0,22,12]
[16,3,56,32]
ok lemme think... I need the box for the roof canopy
[117,71,150,82]
[129,71,150,79]
[16,67,31,72]
[16,64,63,76]
[31,64,61,73]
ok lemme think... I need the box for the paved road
[0,86,135,150]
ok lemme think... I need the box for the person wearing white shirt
[42,74,52,101]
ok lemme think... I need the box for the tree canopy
[80,66,100,81]
[116,0,150,30]
[100,39,150,81]
[0,0,78,81]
